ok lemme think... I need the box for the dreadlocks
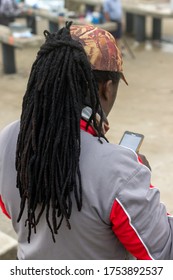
[15,22,104,243]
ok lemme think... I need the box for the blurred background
[0,0,173,249]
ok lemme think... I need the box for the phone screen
[119,131,144,152]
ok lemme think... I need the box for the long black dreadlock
[15,22,104,242]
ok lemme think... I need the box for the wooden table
[0,25,43,74]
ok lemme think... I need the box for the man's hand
[138,153,152,171]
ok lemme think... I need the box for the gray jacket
[0,120,173,259]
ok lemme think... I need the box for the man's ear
[98,80,118,116]
[99,80,113,101]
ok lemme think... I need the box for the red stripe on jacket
[0,195,11,219]
[110,199,152,260]
[80,119,97,136]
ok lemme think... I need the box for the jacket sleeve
[110,163,173,260]
[0,121,19,220]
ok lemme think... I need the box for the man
[0,0,20,26]
[0,22,173,260]
[103,0,123,42]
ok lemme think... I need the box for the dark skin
[98,79,151,171]
[98,79,119,116]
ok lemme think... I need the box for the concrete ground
[0,16,173,259]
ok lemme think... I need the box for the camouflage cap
[70,24,127,84]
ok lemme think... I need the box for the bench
[0,24,43,74]
[67,0,173,43]
[122,1,173,43]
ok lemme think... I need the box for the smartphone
[119,131,144,152]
